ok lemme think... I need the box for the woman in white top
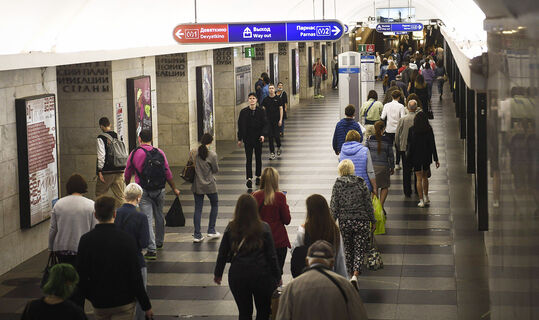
[48,174,96,265]
[375,52,381,79]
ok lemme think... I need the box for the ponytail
[198,133,213,161]
[374,121,385,154]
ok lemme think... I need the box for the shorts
[413,163,430,172]
[374,165,391,189]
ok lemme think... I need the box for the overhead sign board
[173,20,344,44]
[375,23,423,33]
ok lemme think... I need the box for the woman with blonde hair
[252,167,291,272]
[331,159,375,289]
[339,130,377,194]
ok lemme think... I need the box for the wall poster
[127,76,152,151]
[235,65,252,105]
[15,94,59,229]
[196,65,214,141]
[291,49,299,95]
[269,53,279,85]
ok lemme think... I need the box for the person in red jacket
[252,167,291,272]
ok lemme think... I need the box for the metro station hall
[0,1,537,319]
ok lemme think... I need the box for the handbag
[41,252,59,288]
[372,195,386,235]
[180,152,195,183]
[165,196,185,227]
[365,231,383,271]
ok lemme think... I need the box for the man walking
[313,58,327,99]
[395,100,420,197]
[261,84,283,160]
[124,129,180,260]
[276,240,368,320]
[332,105,363,155]
[331,55,339,89]
[381,90,407,169]
[276,82,288,137]
[76,196,153,320]
[96,117,126,207]
[238,92,267,189]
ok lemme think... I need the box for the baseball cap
[307,240,335,259]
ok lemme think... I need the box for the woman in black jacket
[214,194,281,320]
[407,111,440,207]
[412,74,430,118]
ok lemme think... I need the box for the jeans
[332,69,338,88]
[134,267,147,320]
[244,141,262,179]
[140,188,165,252]
[280,118,285,135]
[228,268,276,320]
[268,123,281,153]
[437,79,444,96]
[314,75,322,95]
[385,132,398,165]
[193,192,219,238]
[427,82,433,101]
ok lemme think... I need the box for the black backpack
[290,232,311,278]
[132,147,167,190]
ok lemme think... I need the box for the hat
[307,240,335,259]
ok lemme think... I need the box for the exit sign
[358,44,375,52]
[245,47,255,58]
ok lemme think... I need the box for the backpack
[100,133,128,168]
[290,232,311,278]
[132,147,167,190]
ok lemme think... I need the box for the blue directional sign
[229,23,286,42]
[375,23,423,33]
[286,21,344,41]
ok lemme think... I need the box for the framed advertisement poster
[269,53,279,85]
[127,76,152,151]
[196,65,214,140]
[15,94,59,229]
[292,49,300,94]
[235,65,252,105]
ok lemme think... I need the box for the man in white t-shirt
[381,90,406,169]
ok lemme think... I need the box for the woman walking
[421,62,435,102]
[192,133,220,242]
[339,130,377,194]
[291,194,347,278]
[252,167,291,272]
[330,160,375,289]
[412,74,430,118]
[214,194,281,320]
[434,60,446,100]
[366,121,395,208]
[386,60,399,83]
[407,111,440,207]
[360,90,384,126]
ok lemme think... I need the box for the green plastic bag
[372,195,386,235]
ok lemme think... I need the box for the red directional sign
[173,24,229,43]
[366,44,375,53]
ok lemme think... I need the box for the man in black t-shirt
[276,82,288,137]
[261,84,283,160]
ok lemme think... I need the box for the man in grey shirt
[395,100,421,197]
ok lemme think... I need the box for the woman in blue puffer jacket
[339,130,377,195]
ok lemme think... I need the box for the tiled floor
[0,82,491,319]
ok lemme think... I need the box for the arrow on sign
[175,30,184,39]
[332,26,340,36]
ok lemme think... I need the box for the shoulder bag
[180,151,196,183]
[40,252,59,288]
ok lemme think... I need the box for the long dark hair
[198,133,213,161]
[374,121,385,154]
[410,69,419,84]
[304,194,340,252]
[413,111,431,134]
[415,74,426,89]
[228,194,264,252]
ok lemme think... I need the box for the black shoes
[255,177,261,186]
[144,251,157,260]
[246,179,253,189]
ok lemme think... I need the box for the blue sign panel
[361,55,375,63]
[286,21,343,41]
[229,23,287,42]
[375,23,423,33]
[339,67,360,74]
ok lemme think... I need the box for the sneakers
[319,94,325,98]
[277,148,282,157]
[269,153,276,160]
[207,231,221,239]
[144,251,157,260]
[424,196,430,205]
[418,199,425,208]
[246,179,253,189]
[314,95,320,99]
[395,164,402,170]
[193,235,205,243]
[156,244,163,250]
[350,275,359,291]
[255,176,261,186]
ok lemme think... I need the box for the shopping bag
[165,197,185,227]
[366,232,384,271]
[40,252,58,288]
[372,195,386,235]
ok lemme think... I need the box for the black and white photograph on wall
[126,75,152,151]
[196,65,214,140]
[235,65,252,105]
[269,53,279,85]
[15,94,59,229]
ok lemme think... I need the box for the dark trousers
[386,133,400,164]
[57,254,85,307]
[244,141,262,179]
[268,123,281,153]
[275,247,287,274]
[228,270,275,320]
[400,151,417,196]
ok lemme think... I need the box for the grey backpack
[100,133,128,168]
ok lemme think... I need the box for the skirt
[374,165,391,189]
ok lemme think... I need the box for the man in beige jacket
[276,240,368,320]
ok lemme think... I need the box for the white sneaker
[418,200,425,208]
[395,164,402,170]
[277,148,282,157]
[269,153,276,160]
[207,232,221,239]
[350,275,359,291]
[493,200,500,208]
[424,196,430,205]
[193,236,205,243]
